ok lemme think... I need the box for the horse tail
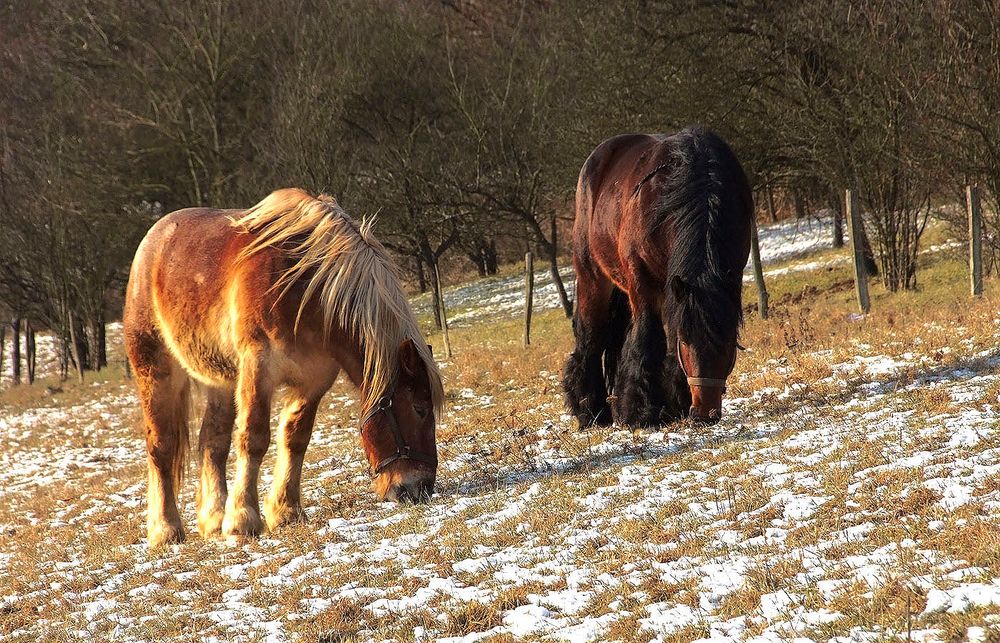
[172,379,192,495]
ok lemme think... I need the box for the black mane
[657,126,752,354]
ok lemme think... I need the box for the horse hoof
[222,508,264,538]
[196,508,225,538]
[147,521,185,548]
[263,501,307,531]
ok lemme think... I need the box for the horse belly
[156,308,239,386]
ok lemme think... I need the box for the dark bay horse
[124,188,443,547]
[563,127,752,428]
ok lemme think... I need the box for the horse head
[361,338,438,503]
[670,275,741,424]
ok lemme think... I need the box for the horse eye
[414,405,429,420]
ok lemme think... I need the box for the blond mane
[231,188,443,415]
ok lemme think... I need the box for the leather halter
[360,390,436,477]
[676,340,734,391]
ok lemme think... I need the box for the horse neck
[325,325,391,413]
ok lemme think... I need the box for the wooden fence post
[523,252,534,346]
[25,320,35,385]
[846,189,871,313]
[967,185,984,297]
[433,263,452,359]
[0,322,6,386]
[749,215,769,320]
[10,317,20,385]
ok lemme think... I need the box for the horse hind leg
[128,333,191,548]
[613,305,668,428]
[563,276,614,428]
[602,288,630,395]
[222,347,273,538]
[265,388,325,531]
[196,387,236,538]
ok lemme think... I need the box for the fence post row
[967,185,984,297]
[845,189,871,314]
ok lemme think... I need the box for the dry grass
[1,221,999,641]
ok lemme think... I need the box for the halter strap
[676,341,733,392]
[360,391,436,477]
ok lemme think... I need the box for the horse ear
[399,337,422,376]
[670,275,688,301]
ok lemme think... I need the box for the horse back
[124,207,300,386]
[573,133,670,290]
[573,129,751,295]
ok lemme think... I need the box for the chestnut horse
[563,127,752,428]
[124,188,443,547]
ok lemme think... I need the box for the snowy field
[1,216,999,642]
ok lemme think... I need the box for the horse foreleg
[223,350,272,538]
[613,307,667,428]
[196,387,236,538]
[661,353,692,421]
[265,393,321,530]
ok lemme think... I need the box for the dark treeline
[1,0,999,382]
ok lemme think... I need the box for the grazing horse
[563,127,752,428]
[124,188,443,547]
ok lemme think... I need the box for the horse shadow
[439,418,778,499]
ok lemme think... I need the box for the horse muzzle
[384,475,434,504]
[689,406,722,424]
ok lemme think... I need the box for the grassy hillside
[1,218,998,642]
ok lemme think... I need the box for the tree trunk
[25,320,35,385]
[10,317,20,386]
[68,315,86,382]
[547,215,572,318]
[0,323,6,386]
[793,191,806,220]
[766,185,778,223]
[96,312,107,370]
[830,188,845,248]
[469,250,487,277]
[859,218,878,278]
[59,335,69,381]
[427,255,443,330]
[415,256,427,294]
[485,239,498,275]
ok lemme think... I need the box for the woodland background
[2,0,999,381]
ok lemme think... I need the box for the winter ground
[1,215,999,642]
